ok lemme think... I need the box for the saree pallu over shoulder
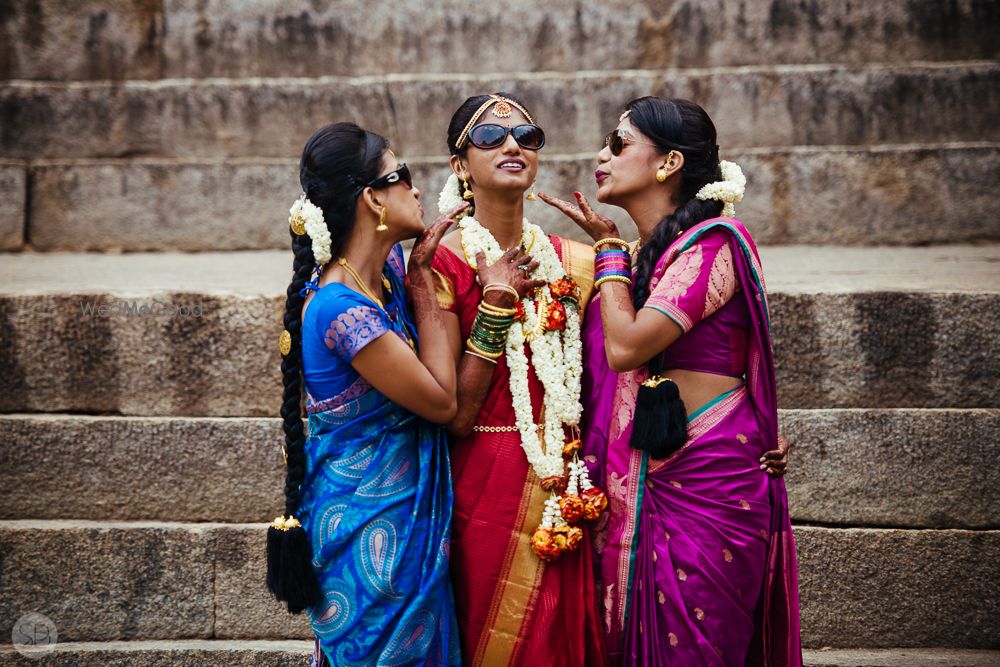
[581,218,802,666]
[297,244,460,667]
[431,235,606,667]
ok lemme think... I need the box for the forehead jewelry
[492,99,513,118]
[456,95,536,149]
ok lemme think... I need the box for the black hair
[626,97,724,310]
[267,122,389,614]
[625,97,724,461]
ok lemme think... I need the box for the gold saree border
[472,466,548,666]
[614,447,647,630]
[559,237,596,307]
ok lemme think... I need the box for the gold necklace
[338,258,387,310]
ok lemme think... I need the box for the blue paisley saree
[298,244,460,666]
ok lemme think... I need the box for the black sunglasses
[468,124,546,151]
[604,129,657,156]
[355,163,412,198]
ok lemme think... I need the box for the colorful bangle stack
[466,300,517,360]
[593,238,633,289]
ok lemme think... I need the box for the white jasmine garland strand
[437,173,465,217]
[289,194,332,264]
[459,217,584,481]
[695,160,746,219]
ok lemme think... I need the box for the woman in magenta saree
[541,96,801,666]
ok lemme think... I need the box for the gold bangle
[478,301,518,317]
[464,349,498,365]
[466,339,504,359]
[593,237,630,252]
[594,275,633,289]
[482,283,520,301]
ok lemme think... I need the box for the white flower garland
[437,173,466,217]
[289,194,332,264]
[695,160,746,218]
[459,216,583,480]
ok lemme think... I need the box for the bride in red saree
[429,92,607,667]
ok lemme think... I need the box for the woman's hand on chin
[407,204,466,274]
[538,190,621,243]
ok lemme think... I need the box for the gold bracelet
[593,237,630,252]
[478,301,518,317]
[482,283,520,301]
[464,349,498,365]
[466,339,504,359]
[594,275,633,289]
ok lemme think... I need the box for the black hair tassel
[630,356,688,459]
[266,515,322,615]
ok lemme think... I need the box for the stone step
[0,641,314,667]
[3,63,997,159]
[0,410,995,529]
[3,143,995,252]
[0,160,23,250]
[1,0,996,81]
[0,644,997,667]
[0,246,996,415]
[0,522,995,648]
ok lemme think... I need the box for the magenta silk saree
[581,218,802,666]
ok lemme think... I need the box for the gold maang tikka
[492,99,513,118]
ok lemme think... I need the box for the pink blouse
[643,230,749,378]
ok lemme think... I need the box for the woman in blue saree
[266,122,500,665]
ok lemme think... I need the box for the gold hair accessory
[456,95,536,149]
[281,446,288,464]
[289,209,307,235]
[279,329,292,356]
[376,206,389,232]
[493,99,513,118]
[270,515,302,531]
[641,375,675,388]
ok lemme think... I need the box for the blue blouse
[301,245,413,404]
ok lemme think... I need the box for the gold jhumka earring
[376,207,389,232]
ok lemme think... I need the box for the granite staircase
[0,1,998,665]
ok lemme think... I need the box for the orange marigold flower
[530,527,562,561]
[562,439,582,458]
[559,494,585,524]
[581,487,608,520]
[545,301,567,331]
[550,277,578,299]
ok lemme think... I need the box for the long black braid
[267,122,388,614]
[625,97,726,460]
